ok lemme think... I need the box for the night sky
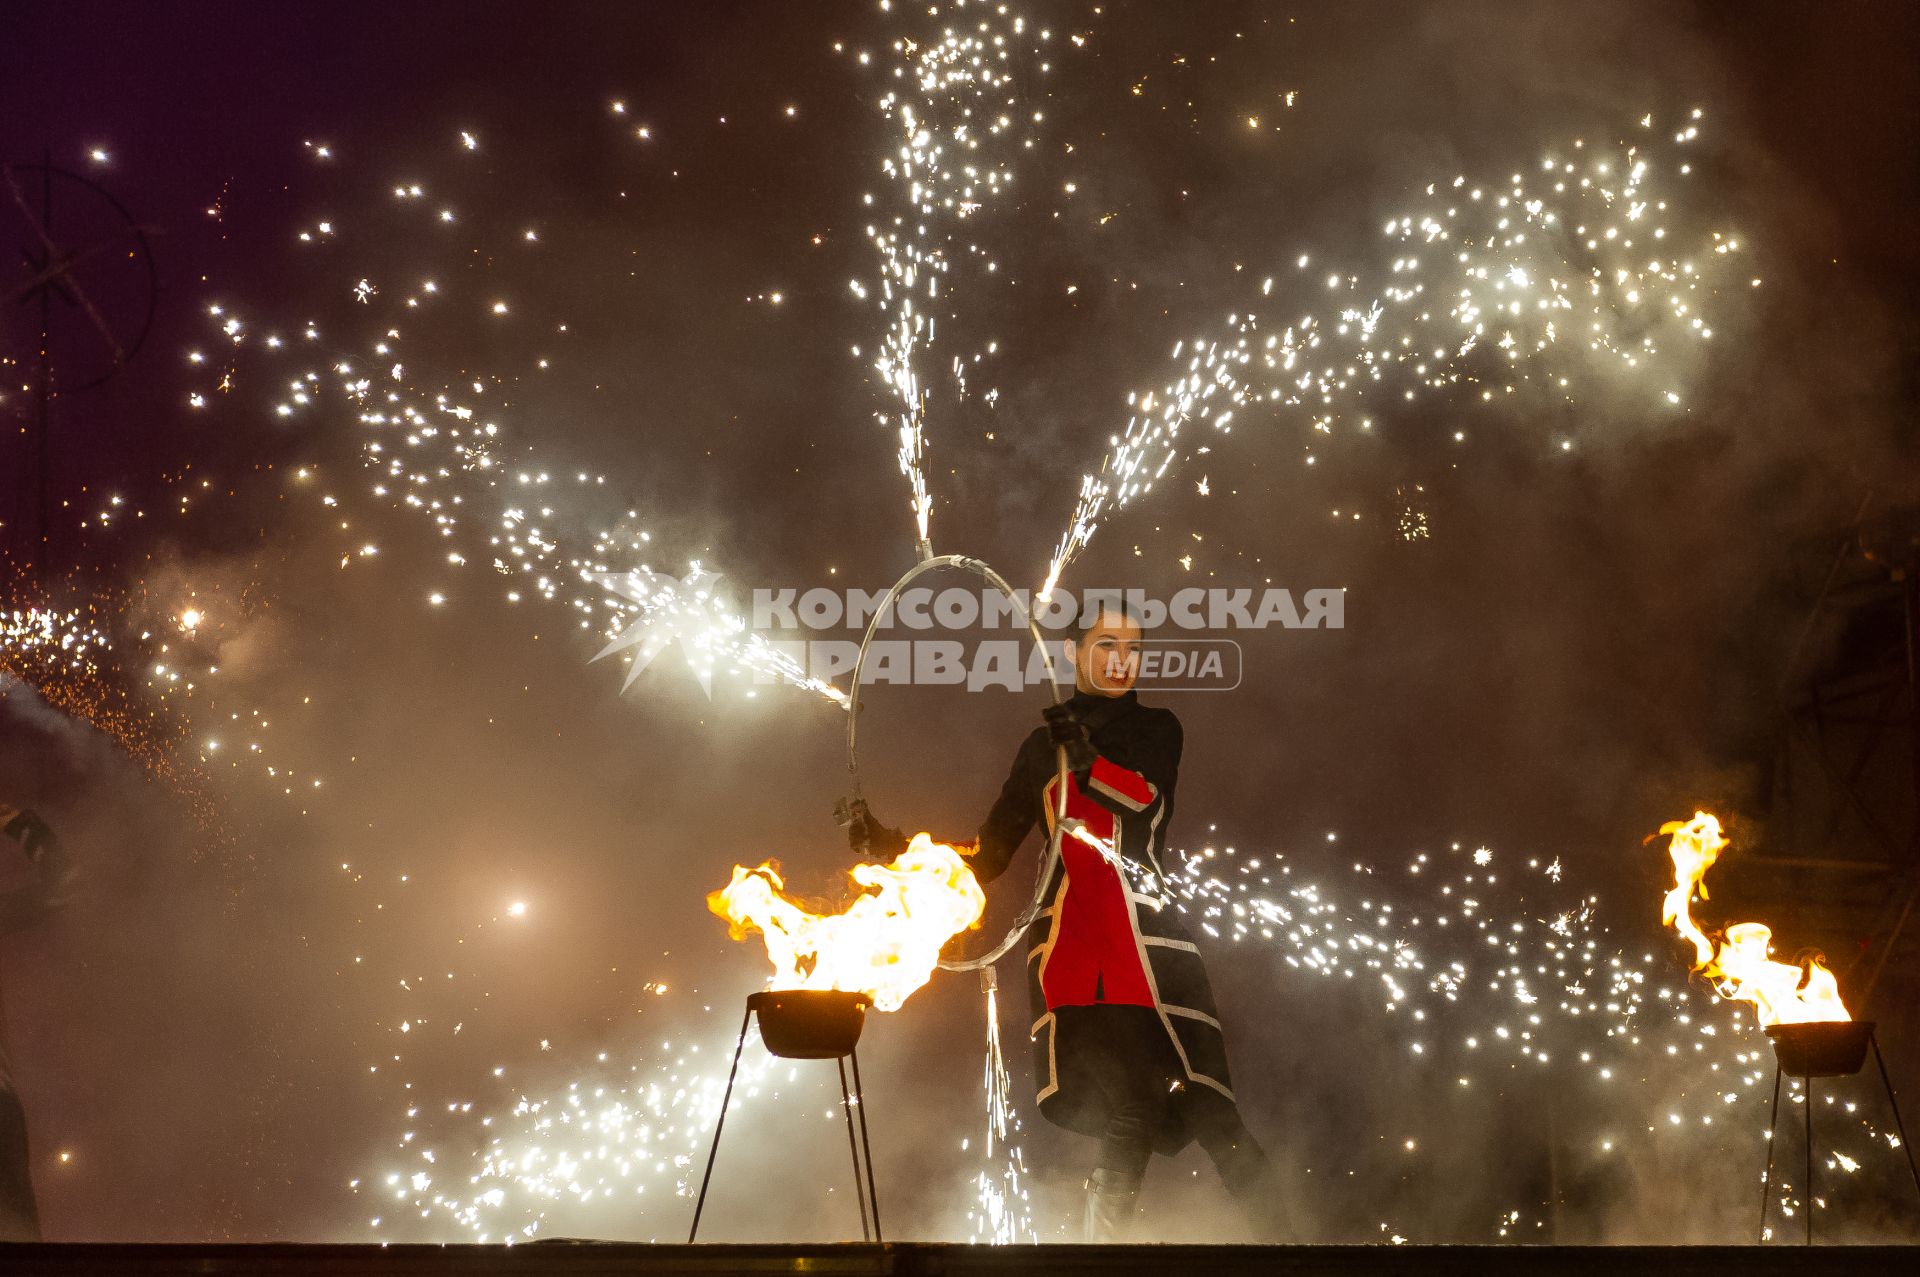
[1,0,1917,1245]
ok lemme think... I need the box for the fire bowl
[748,989,871,1059]
[1765,1020,1874,1079]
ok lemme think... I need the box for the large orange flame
[1656,811,1850,1026]
[707,833,986,1012]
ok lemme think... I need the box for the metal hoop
[842,554,1069,972]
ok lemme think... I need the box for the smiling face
[1067,608,1142,696]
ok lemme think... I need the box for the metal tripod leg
[1869,1029,1920,1203]
[1759,1067,1783,1244]
[838,1057,872,1242]
[850,1046,883,1242]
[688,1004,754,1243]
[1804,1076,1814,1245]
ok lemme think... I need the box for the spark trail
[859,2,1059,558]
[192,285,847,708]
[966,973,1035,1243]
[364,832,1907,1242]
[1,562,308,838]
[1042,110,1745,597]
[362,1030,777,1243]
[1165,834,1906,1240]
[5,4,1820,1249]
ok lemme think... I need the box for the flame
[708,833,986,1012]
[1656,811,1850,1026]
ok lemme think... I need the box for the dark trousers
[1054,1004,1272,1194]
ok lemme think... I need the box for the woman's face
[1069,611,1142,695]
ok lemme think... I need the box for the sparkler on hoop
[861,7,1056,562]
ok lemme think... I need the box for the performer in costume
[850,602,1288,1241]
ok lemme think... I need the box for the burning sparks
[967,973,1035,1243]
[1043,113,1742,596]
[862,7,1056,557]
[367,827,1912,1244]
[708,834,986,1012]
[22,0,1908,1248]
[368,1030,777,1244]
[1656,812,1850,1027]
[590,565,845,705]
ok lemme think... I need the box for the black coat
[972,691,1236,1152]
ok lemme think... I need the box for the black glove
[842,799,907,857]
[1041,702,1097,774]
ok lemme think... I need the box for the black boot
[1219,1148,1292,1243]
[1082,1166,1142,1242]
